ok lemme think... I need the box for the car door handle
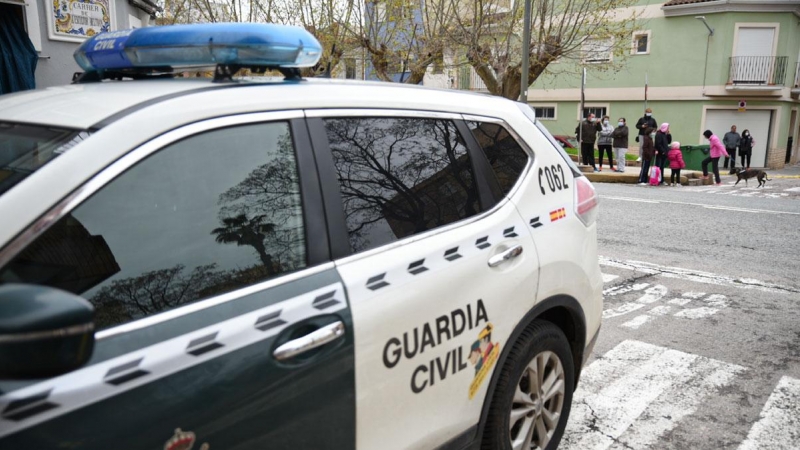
[487,245,524,267]
[273,321,345,361]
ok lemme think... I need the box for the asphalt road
[561,166,800,449]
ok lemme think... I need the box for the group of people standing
[575,107,756,187]
[574,113,630,173]
[574,108,685,185]
[635,117,686,186]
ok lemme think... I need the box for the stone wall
[766,147,787,169]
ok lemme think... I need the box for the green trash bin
[680,145,710,171]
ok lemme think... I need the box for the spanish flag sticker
[549,207,567,222]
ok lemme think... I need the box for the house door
[788,110,797,164]
[733,27,775,84]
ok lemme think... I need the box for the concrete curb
[582,166,711,185]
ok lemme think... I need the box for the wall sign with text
[47,0,115,43]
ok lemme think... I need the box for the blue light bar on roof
[73,23,322,73]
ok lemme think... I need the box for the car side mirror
[0,284,95,379]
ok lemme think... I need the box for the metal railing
[458,65,488,91]
[728,56,787,86]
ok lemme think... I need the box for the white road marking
[603,285,667,319]
[602,273,619,283]
[599,257,800,294]
[681,291,707,299]
[603,302,646,319]
[674,307,719,319]
[601,195,800,215]
[738,376,800,450]
[562,340,745,450]
[784,187,800,192]
[603,282,650,297]
[668,298,693,306]
[649,305,671,315]
[621,315,653,329]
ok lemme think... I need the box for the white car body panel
[335,197,539,449]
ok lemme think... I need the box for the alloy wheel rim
[508,350,565,450]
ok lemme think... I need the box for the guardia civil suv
[0,23,602,450]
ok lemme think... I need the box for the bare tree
[441,0,641,99]
[341,0,458,83]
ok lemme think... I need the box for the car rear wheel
[482,320,575,450]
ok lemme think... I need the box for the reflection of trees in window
[0,122,308,331]
[214,130,305,272]
[324,117,479,252]
[91,264,220,329]
[468,121,530,196]
[212,214,279,274]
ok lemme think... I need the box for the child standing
[667,141,686,186]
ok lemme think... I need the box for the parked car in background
[553,135,579,150]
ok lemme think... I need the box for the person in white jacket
[597,115,615,171]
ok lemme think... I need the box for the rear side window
[0,122,306,330]
[323,117,480,254]
[467,121,530,196]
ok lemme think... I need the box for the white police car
[0,23,602,450]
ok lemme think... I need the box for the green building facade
[528,0,800,168]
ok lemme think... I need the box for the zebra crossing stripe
[561,340,745,450]
[738,376,800,450]
[601,273,618,283]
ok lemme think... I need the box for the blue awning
[0,7,38,95]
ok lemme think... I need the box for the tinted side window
[0,122,306,330]
[467,121,530,196]
[323,117,480,254]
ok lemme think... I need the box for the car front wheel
[482,320,575,450]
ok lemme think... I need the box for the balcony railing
[458,65,488,91]
[728,56,787,86]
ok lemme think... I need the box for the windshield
[0,122,90,197]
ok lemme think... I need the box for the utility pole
[519,0,532,102]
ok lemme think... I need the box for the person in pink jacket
[701,130,729,185]
[667,141,686,186]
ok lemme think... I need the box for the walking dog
[734,169,772,187]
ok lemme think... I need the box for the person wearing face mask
[723,125,741,173]
[638,127,656,185]
[597,115,615,171]
[654,123,672,185]
[612,118,629,172]
[739,129,754,169]
[635,108,657,161]
[575,113,601,172]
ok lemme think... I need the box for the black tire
[481,320,575,450]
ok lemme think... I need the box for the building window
[582,107,607,119]
[532,106,556,120]
[345,58,356,79]
[632,31,650,55]
[582,37,613,64]
[0,0,41,51]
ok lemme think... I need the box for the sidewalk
[583,165,706,185]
